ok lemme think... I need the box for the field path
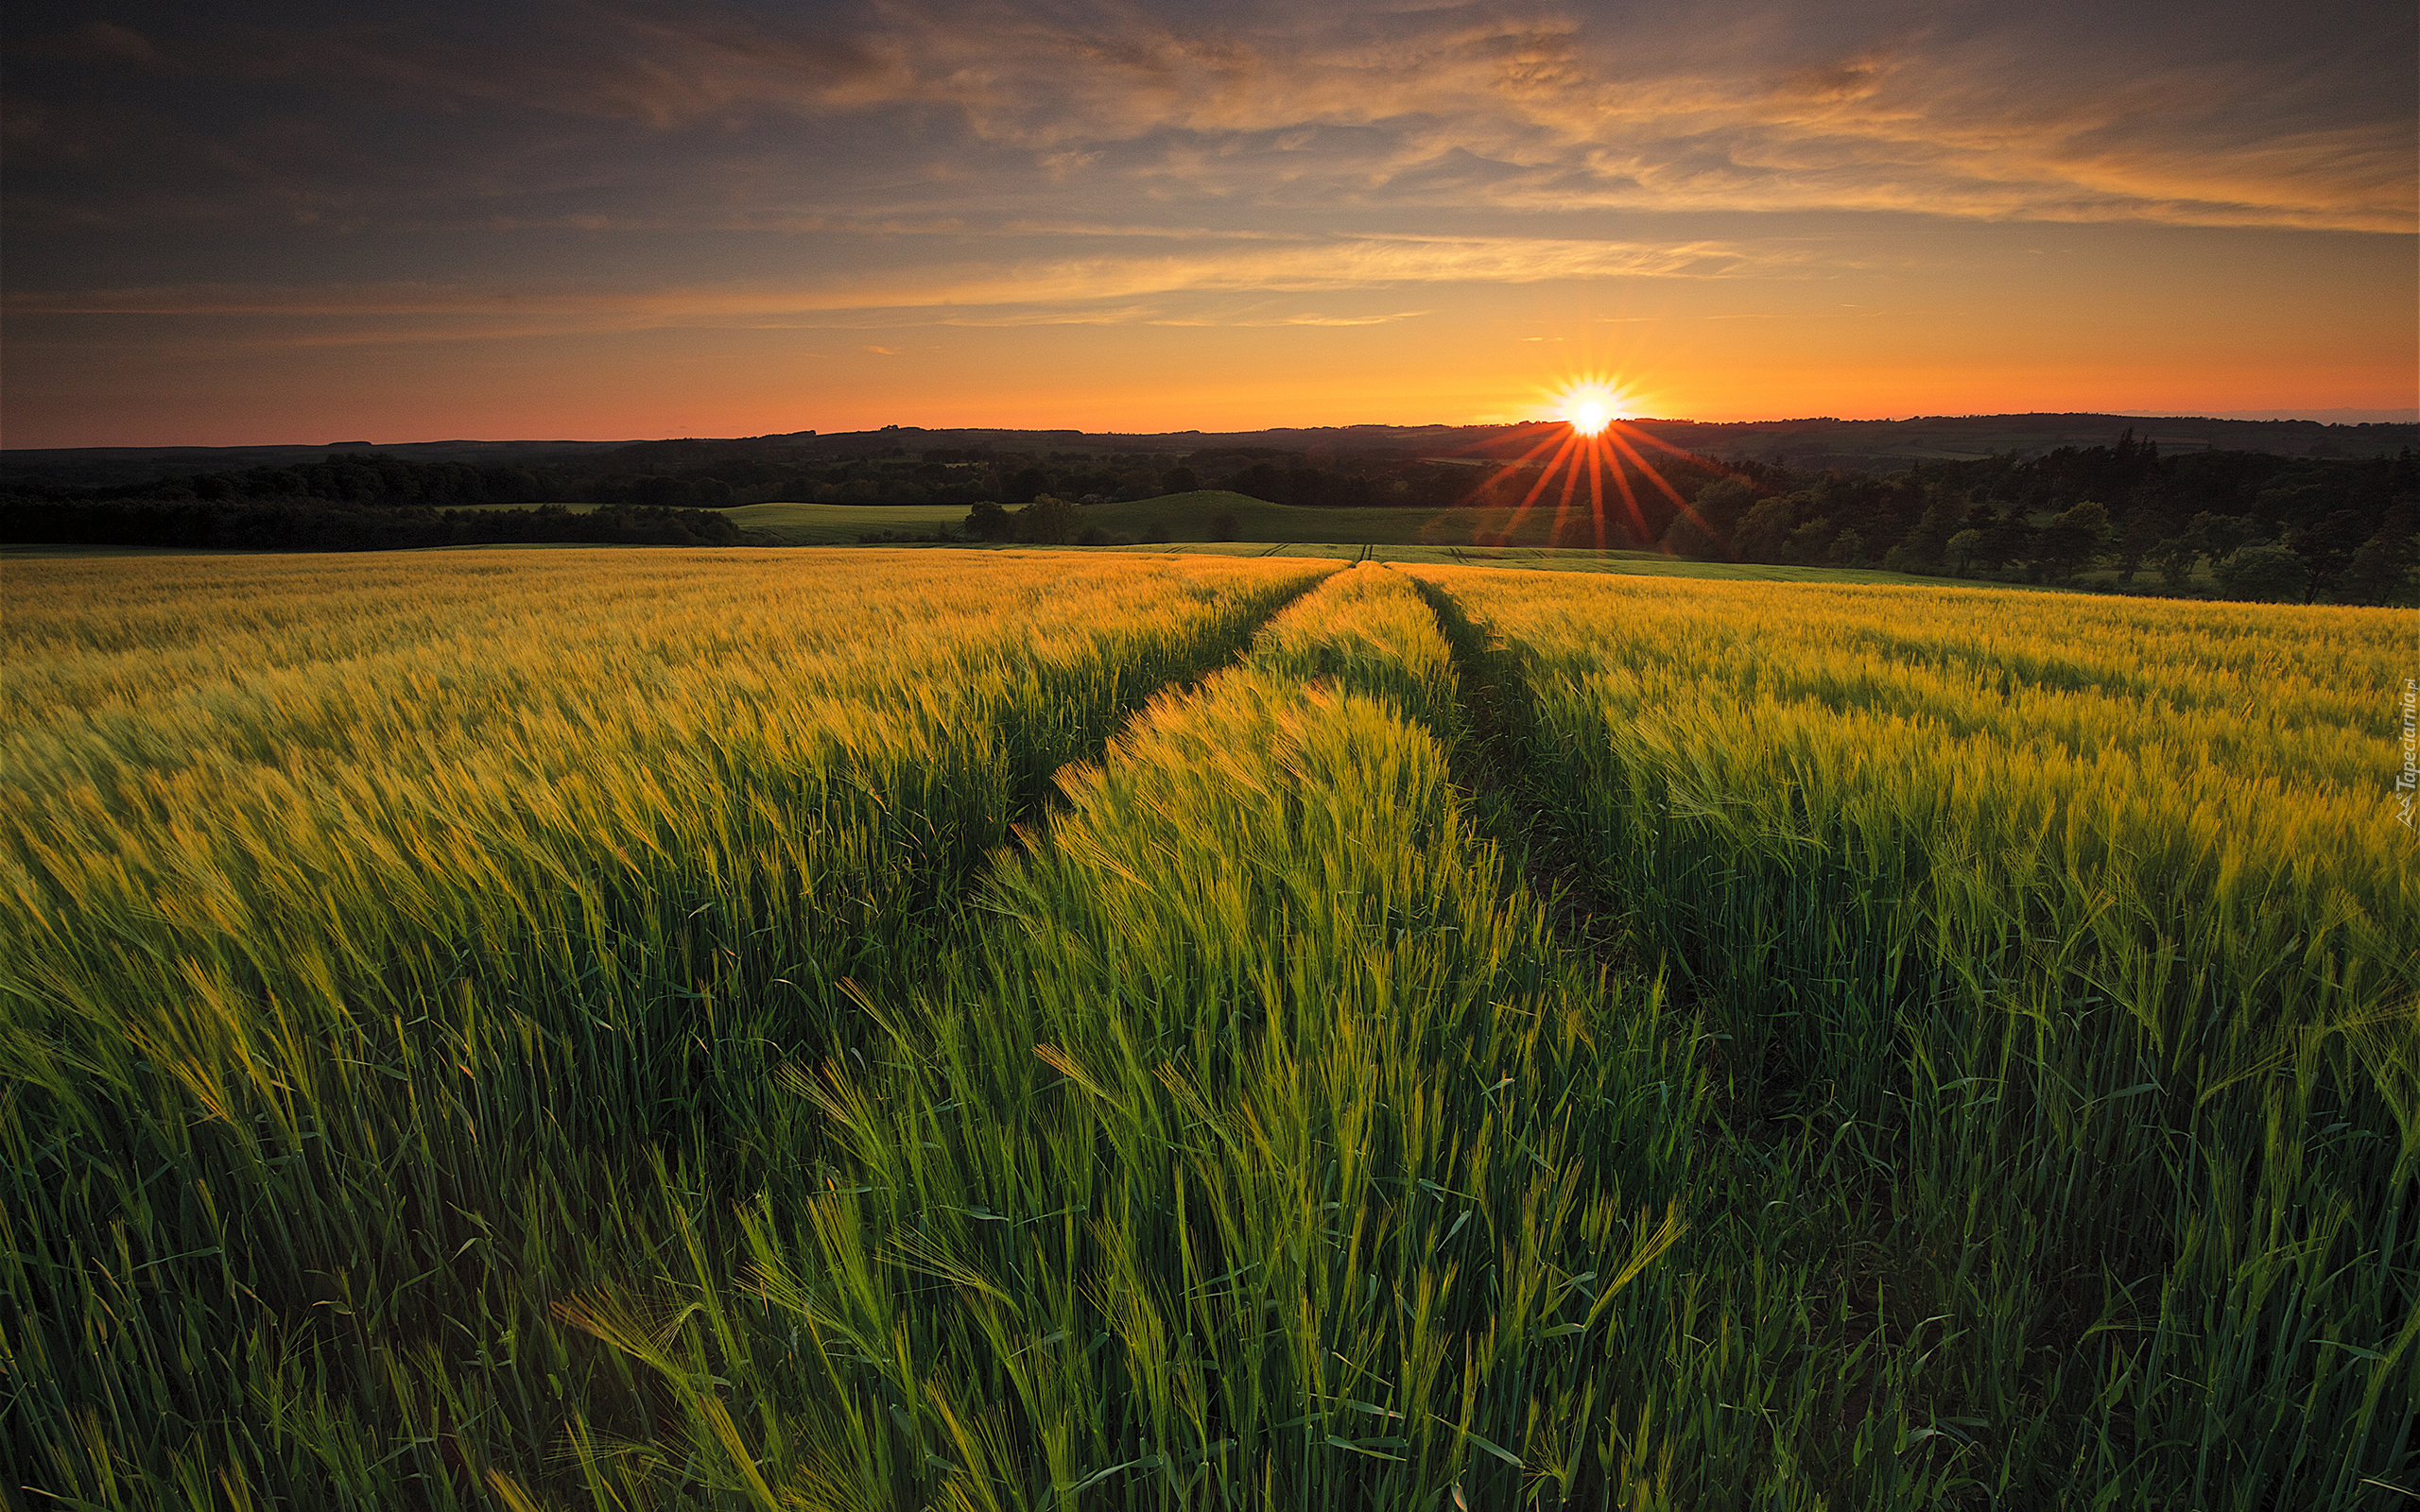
[576,563,1703,1507]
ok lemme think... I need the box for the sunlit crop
[4,548,2410,1509]
[1406,565,2419,1505]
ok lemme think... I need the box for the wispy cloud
[4,231,1798,335]
[1146,308,1434,328]
[229,0,2403,232]
[25,2,2400,236]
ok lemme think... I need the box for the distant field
[698,491,1606,547]
[722,501,972,541]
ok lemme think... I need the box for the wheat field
[2,548,2411,1508]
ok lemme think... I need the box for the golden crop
[3,548,2410,1509]
[1403,569,2415,1036]
[5,547,1323,1031]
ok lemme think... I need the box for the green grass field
[721,501,974,541]
[694,492,1602,549]
[4,548,2412,1509]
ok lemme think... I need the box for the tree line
[0,443,1493,550]
[0,496,741,551]
[1665,435,2417,604]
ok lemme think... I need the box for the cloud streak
[219,0,2405,232]
[3,230,1801,334]
[16,1,2404,238]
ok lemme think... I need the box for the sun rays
[1443,374,1722,553]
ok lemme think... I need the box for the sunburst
[1555,382,1627,436]
[1443,373,1729,555]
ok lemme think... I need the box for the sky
[3,0,2413,447]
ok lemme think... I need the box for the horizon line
[9,407,2417,455]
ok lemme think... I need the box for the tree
[1691,476,1755,531]
[1233,463,1283,502]
[633,474,688,507]
[1825,528,1866,567]
[1160,466,1198,494]
[1014,494,1080,544]
[1210,512,1242,541]
[1978,506,2034,576]
[1003,466,1050,504]
[2148,535,2200,590]
[2284,509,2374,601]
[1553,514,1590,549]
[2185,512,2253,564]
[2213,544,2308,602]
[963,500,1013,541]
[2033,500,2110,582]
[2335,526,2418,606]
[1787,516,1836,563]
[1945,528,1983,576]
[1890,492,1962,573]
[1660,510,1723,559]
[2113,509,2168,584]
[1733,496,1797,562]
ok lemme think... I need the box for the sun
[1555,383,1627,435]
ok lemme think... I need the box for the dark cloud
[8,0,2411,240]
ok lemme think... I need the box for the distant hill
[1610,412,2417,471]
[7,412,2409,489]
[0,437,636,490]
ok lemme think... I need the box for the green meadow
[582,492,1602,549]
[3,547,2412,1510]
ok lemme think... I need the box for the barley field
[2,548,2411,1509]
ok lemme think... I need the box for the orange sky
[5,1,2413,446]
